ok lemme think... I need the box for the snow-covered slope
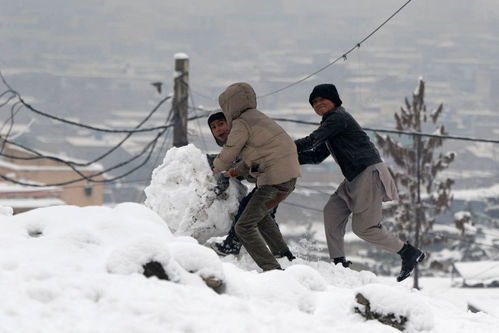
[0,204,497,333]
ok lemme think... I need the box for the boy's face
[311,97,335,116]
[210,119,230,143]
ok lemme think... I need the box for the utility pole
[173,53,189,147]
[414,134,422,290]
[413,89,423,290]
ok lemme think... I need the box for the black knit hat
[308,84,342,107]
[207,111,226,126]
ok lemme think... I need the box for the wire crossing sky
[257,0,415,98]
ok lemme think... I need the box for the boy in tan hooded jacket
[213,82,300,271]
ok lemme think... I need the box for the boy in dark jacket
[296,83,424,282]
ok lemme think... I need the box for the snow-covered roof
[453,184,499,201]
[0,197,66,209]
[0,124,31,136]
[4,143,87,164]
[453,261,499,285]
[65,136,123,148]
[0,182,62,194]
[0,159,103,172]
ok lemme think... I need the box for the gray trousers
[324,163,404,259]
[235,178,296,271]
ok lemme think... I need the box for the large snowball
[144,144,245,243]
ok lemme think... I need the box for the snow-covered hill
[1,144,498,332]
[1,202,498,333]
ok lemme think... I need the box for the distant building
[452,261,499,288]
[0,144,104,212]
[0,182,65,214]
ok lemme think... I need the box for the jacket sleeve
[234,160,250,178]
[295,113,345,152]
[213,120,249,172]
[297,142,330,165]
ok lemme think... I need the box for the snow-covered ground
[1,203,498,333]
[1,145,498,332]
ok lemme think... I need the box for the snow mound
[285,264,327,291]
[354,284,434,331]
[0,203,219,287]
[106,237,173,275]
[169,241,224,281]
[144,144,244,243]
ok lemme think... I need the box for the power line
[189,87,215,102]
[427,232,499,250]
[271,117,499,144]
[0,91,17,108]
[258,0,415,98]
[0,101,23,154]
[0,86,176,185]
[1,96,173,166]
[1,72,175,134]
[0,113,208,187]
[148,103,176,174]
[0,127,163,186]
[188,85,208,152]
[280,200,323,213]
[0,71,220,189]
[295,183,332,197]
[13,94,172,133]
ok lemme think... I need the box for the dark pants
[235,178,296,271]
[222,187,277,250]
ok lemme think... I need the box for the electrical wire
[0,127,164,186]
[427,232,499,250]
[187,85,208,152]
[258,0,415,98]
[1,96,172,166]
[0,113,208,187]
[0,102,23,154]
[271,117,499,144]
[0,71,174,134]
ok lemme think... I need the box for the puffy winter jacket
[213,82,300,186]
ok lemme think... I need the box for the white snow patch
[0,205,13,216]
[144,144,244,243]
[174,52,189,60]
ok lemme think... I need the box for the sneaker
[396,242,425,282]
[210,242,240,256]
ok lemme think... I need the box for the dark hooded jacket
[295,106,381,181]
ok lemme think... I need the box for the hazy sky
[2,0,498,108]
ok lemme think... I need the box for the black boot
[333,256,352,268]
[276,250,296,261]
[210,237,242,256]
[397,242,425,282]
